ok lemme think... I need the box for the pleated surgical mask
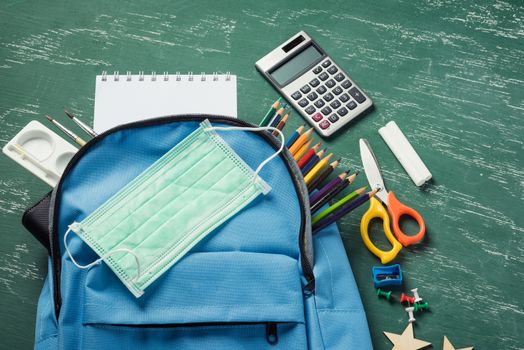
[65,120,284,297]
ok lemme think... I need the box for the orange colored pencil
[288,128,313,155]
[293,139,312,161]
[272,113,289,136]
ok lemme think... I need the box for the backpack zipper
[49,115,315,318]
[88,321,279,345]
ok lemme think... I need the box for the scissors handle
[387,191,426,246]
[360,197,403,264]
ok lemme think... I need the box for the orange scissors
[359,139,426,264]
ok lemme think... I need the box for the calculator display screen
[270,44,322,85]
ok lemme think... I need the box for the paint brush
[45,115,87,147]
[64,110,98,137]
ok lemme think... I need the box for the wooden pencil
[310,172,359,213]
[304,153,333,185]
[285,125,304,148]
[309,170,348,206]
[288,128,313,155]
[259,98,281,126]
[272,113,289,136]
[307,159,340,192]
[293,139,312,161]
[297,142,321,169]
[312,188,379,234]
[312,186,367,225]
[301,149,326,175]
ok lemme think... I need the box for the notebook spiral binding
[100,71,232,82]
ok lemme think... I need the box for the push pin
[400,292,415,304]
[405,306,416,323]
[414,302,429,313]
[376,288,392,301]
[411,288,423,303]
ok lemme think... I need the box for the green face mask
[65,120,283,297]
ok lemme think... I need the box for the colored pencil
[259,98,281,126]
[293,139,312,161]
[312,186,367,224]
[289,128,313,155]
[272,113,289,136]
[312,188,379,234]
[285,125,304,148]
[307,159,340,192]
[45,115,86,146]
[310,171,348,205]
[301,149,325,175]
[310,172,358,213]
[64,110,97,137]
[304,153,334,185]
[269,107,285,128]
[297,142,321,169]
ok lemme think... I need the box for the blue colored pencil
[286,125,305,148]
[301,152,321,175]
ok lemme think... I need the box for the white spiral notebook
[93,71,237,133]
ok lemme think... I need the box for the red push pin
[400,292,415,304]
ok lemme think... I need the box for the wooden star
[443,336,474,350]
[383,323,432,350]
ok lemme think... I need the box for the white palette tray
[2,120,78,187]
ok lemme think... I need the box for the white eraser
[379,121,431,186]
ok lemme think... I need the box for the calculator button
[324,93,334,102]
[326,79,336,88]
[309,78,320,87]
[312,112,323,122]
[314,99,325,108]
[319,120,330,129]
[348,87,366,103]
[333,86,343,95]
[319,72,329,81]
[337,107,348,116]
[291,91,302,100]
[305,105,316,115]
[313,66,323,74]
[341,80,353,89]
[346,100,357,110]
[334,73,345,82]
[307,92,318,101]
[330,100,341,109]
[321,106,332,115]
[298,98,309,107]
[339,93,350,103]
[328,114,339,123]
[322,60,332,68]
[316,85,327,94]
[300,85,311,94]
[327,66,338,74]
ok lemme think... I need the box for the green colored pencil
[259,98,281,126]
[312,186,367,225]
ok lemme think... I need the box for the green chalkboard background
[0,0,522,349]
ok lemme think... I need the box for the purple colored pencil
[310,172,347,205]
[312,191,374,234]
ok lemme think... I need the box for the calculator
[256,31,373,137]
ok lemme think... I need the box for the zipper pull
[265,322,278,345]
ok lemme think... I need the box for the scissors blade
[359,139,388,204]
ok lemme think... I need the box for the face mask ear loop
[64,224,142,282]
[204,125,285,182]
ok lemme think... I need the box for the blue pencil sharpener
[372,264,403,288]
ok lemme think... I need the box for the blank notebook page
[93,73,237,133]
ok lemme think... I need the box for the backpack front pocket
[79,251,307,350]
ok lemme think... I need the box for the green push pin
[414,301,429,312]
[376,288,392,301]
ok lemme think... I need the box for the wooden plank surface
[0,0,522,349]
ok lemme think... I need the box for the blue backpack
[31,115,373,349]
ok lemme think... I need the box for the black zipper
[49,115,315,318]
[89,321,279,345]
